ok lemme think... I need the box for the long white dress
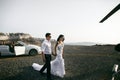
[32,43,65,78]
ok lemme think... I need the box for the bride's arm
[53,42,58,56]
[54,45,57,56]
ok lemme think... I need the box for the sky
[0,0,120,44]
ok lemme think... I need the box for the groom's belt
[44,54,51,55]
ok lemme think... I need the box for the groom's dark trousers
[40,54,51,79]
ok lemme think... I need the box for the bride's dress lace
[32,43,65,78]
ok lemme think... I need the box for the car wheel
[29,49,38,56]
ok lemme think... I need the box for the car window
[15,43,24,46]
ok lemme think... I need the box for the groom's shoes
[46,78,52,80]
[39,71,44,75]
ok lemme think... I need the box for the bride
[32,35,65,78]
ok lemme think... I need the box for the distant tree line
[0,32,56,46]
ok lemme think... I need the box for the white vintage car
[0,41,41,56]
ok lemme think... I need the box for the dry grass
[0,45,120,80]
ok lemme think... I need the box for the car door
[0,45,14,56]
[0,45,9,53]
[14,43,25,56]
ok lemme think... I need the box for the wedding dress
[32,43,65,78]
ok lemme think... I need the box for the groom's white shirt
[41,39,51,54]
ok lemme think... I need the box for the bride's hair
[54,34,65,53]
[57,34,65,42]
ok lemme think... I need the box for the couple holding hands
[32,33,65,80]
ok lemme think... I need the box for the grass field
[0,45,120,80]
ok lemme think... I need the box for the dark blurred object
[9,42,15,53]
[115,44,120,52]
[100,3,120,23]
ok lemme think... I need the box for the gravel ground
[0,45,120,80]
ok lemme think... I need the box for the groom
[40,33,52,80]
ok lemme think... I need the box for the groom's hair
[45,33,51,37]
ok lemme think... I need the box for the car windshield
[17,41,27,46]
